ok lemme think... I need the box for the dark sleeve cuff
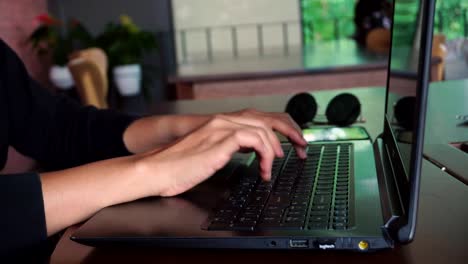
[86,108,139,159]
[0,173,47,257]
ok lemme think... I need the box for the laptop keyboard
[206,143,353,231]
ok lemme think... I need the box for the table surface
[50,83,468,263]
[424,79,468,144]
[445,56,468,80]
[169,40,388,83]
[422,79,468,183]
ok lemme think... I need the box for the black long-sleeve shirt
[0,39,136,259]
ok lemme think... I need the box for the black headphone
[285,92,361,127]
[393,96,416,130]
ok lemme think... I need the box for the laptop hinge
[373,136,405,241]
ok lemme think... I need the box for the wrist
[98,155,157,207]
[123,116,172,154]
[130,152,169,198]
[124,114,213,154]
[171,114,212,138]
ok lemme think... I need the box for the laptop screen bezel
[382,0,436,243]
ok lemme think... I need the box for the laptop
[72,0,436,251]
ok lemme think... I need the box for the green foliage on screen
[301,0,356,43]
[301,0,467,45]
[391,0,466,46]
[392,0,419,47]
[434,0,468,39]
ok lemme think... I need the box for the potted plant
[96,15,157,96]
[29,14,93,90]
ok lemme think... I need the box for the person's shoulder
[0,38,19,60]
[0,38,8,52]
[0,39,6,81]
[0,38,11,65]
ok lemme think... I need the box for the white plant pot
[49,65,74,90]
[113,64,142,96]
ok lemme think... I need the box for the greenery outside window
[434,0,468,40]
[301,0,467,45]
[301,0,356,43]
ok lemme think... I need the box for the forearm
[40,114,211,236]
[40,155,149,236]
[123,114,212,154]
[39,109,306,237]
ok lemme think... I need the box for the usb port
[289,239,309,248]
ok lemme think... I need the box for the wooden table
[423,79,468,183]
[169,40,389,99]
[50,86,468,263]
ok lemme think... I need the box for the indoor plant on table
[96,15,158,96]
[29,14,93,90]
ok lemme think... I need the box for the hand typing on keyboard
[136,109,307,197]
[208,143,352,231]
[39,108,306,237]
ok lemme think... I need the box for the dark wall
[1,0,51,88]
[48,0,176,103]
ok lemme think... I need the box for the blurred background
[0,0,467,113]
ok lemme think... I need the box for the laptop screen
[384,0,434,241]
[386,0,428,178]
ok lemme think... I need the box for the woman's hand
[40,109,306,236]
[221,109,307,158]
[135,110,307,197]
[124,108,307,157]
